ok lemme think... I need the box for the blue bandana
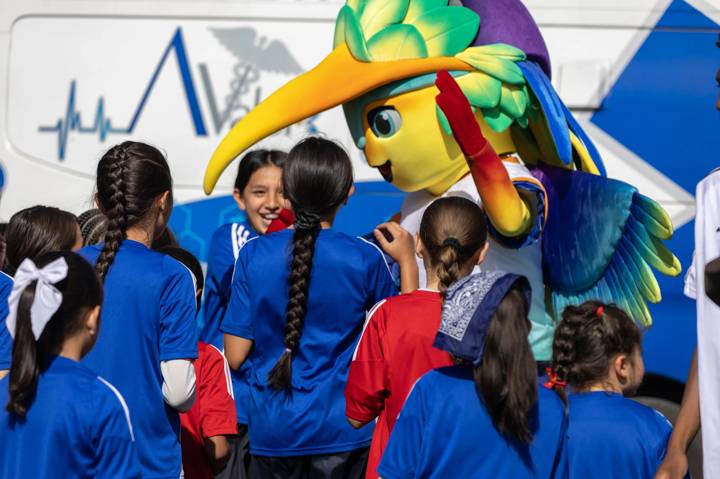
[434,271,531,366]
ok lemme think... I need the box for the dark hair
[7,252,103,417]
[234,149,287,192]
[95,141,172,281]
[157,246,204,311]
[267,137,353,390]
[551,301,641,394]
[77,209,107,246]
[475,284,537,444]
[151,227,179,250]
[5,206,79,276]
[420,197,487,295]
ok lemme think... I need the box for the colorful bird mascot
[203,0,680,360]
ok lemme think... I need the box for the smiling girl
[200,150,288,350]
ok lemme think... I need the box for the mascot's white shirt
[685,168,720,477]
[400,160,553,361]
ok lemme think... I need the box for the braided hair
[95,141,172,281]
[551,301,641,397]
[419,197,488,295]
[266,137,353,390]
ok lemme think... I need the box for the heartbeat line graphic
[39,28,207,161]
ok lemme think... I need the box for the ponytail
[419,197,487,295]
[5,252,103,417]
[95,141,172,282]
[267,137,353,390]
[267,223,320,389]
[475,287,536,443]
[96,147,128,281]
[436,238,462,294]
[6,282,40,417]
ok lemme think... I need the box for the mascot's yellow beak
[203,43,472,194]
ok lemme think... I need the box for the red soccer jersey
[180,342,237,479]
[345,289,453,479]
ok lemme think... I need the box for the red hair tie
[544,368,567,390]
[596,306,604,318]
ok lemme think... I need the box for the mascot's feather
[532,165,681,326]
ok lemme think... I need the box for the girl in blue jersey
[201,149,287,348]
[79,141,198,479]
[0,206,82,378]
[200,149,288,479]
[550,302,685,479]
[0,251,141,478]
[378,272,567,479]
[223,137,398,479]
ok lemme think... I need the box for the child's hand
[654,449,688,479]
[373,222,415,265]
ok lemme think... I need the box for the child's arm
[198,345,238,475]
[224,335,253,371]
[373,222,419,293]
[655,349,699,479]
[346,302,390,428]
[204,436,231,474]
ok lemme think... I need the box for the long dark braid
[95,141,172,282]
[266,137,353,390]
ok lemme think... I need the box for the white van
[0,2,716,473]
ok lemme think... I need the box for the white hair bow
[6,257,68,340]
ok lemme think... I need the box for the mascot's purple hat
[463,0,552,78]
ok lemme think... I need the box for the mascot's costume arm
[434,70,532,238]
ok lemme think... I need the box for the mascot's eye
[368,107,402,138]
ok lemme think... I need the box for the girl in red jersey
[345,196,489,479]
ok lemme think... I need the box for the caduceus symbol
[202,27,307,134]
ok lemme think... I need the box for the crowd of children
[0,136,687,479]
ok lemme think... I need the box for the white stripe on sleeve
[97,376,135,442]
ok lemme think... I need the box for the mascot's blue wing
[520,61,607,177]
[530,165,681,326]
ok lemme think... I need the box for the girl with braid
[549,301,684,479]
[79,141,198,479]
[222,137,398,479]
[345,196,489,479]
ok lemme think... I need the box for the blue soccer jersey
[200,221,258,349]
[79,240,198,479]
[0,356,141,479]
[201,221,258,425]
[566,391,684,479]
[378,366,567,479]
[222,228,398,456]
[0,272,14,370]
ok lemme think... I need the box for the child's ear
[86,305,101,337]
[233,189,246,211]
[415,234,424,259]
[344,185,356,205]
[613,354,631,384]
[475,242,490,265]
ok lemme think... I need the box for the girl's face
[233,165,287,234]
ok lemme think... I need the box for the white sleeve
[160,359,196,412]
[684,252,697,299]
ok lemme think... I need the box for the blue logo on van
[38,27,311,160]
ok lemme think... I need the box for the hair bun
[441,237,462,250]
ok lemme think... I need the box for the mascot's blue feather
[531,165,677,326]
